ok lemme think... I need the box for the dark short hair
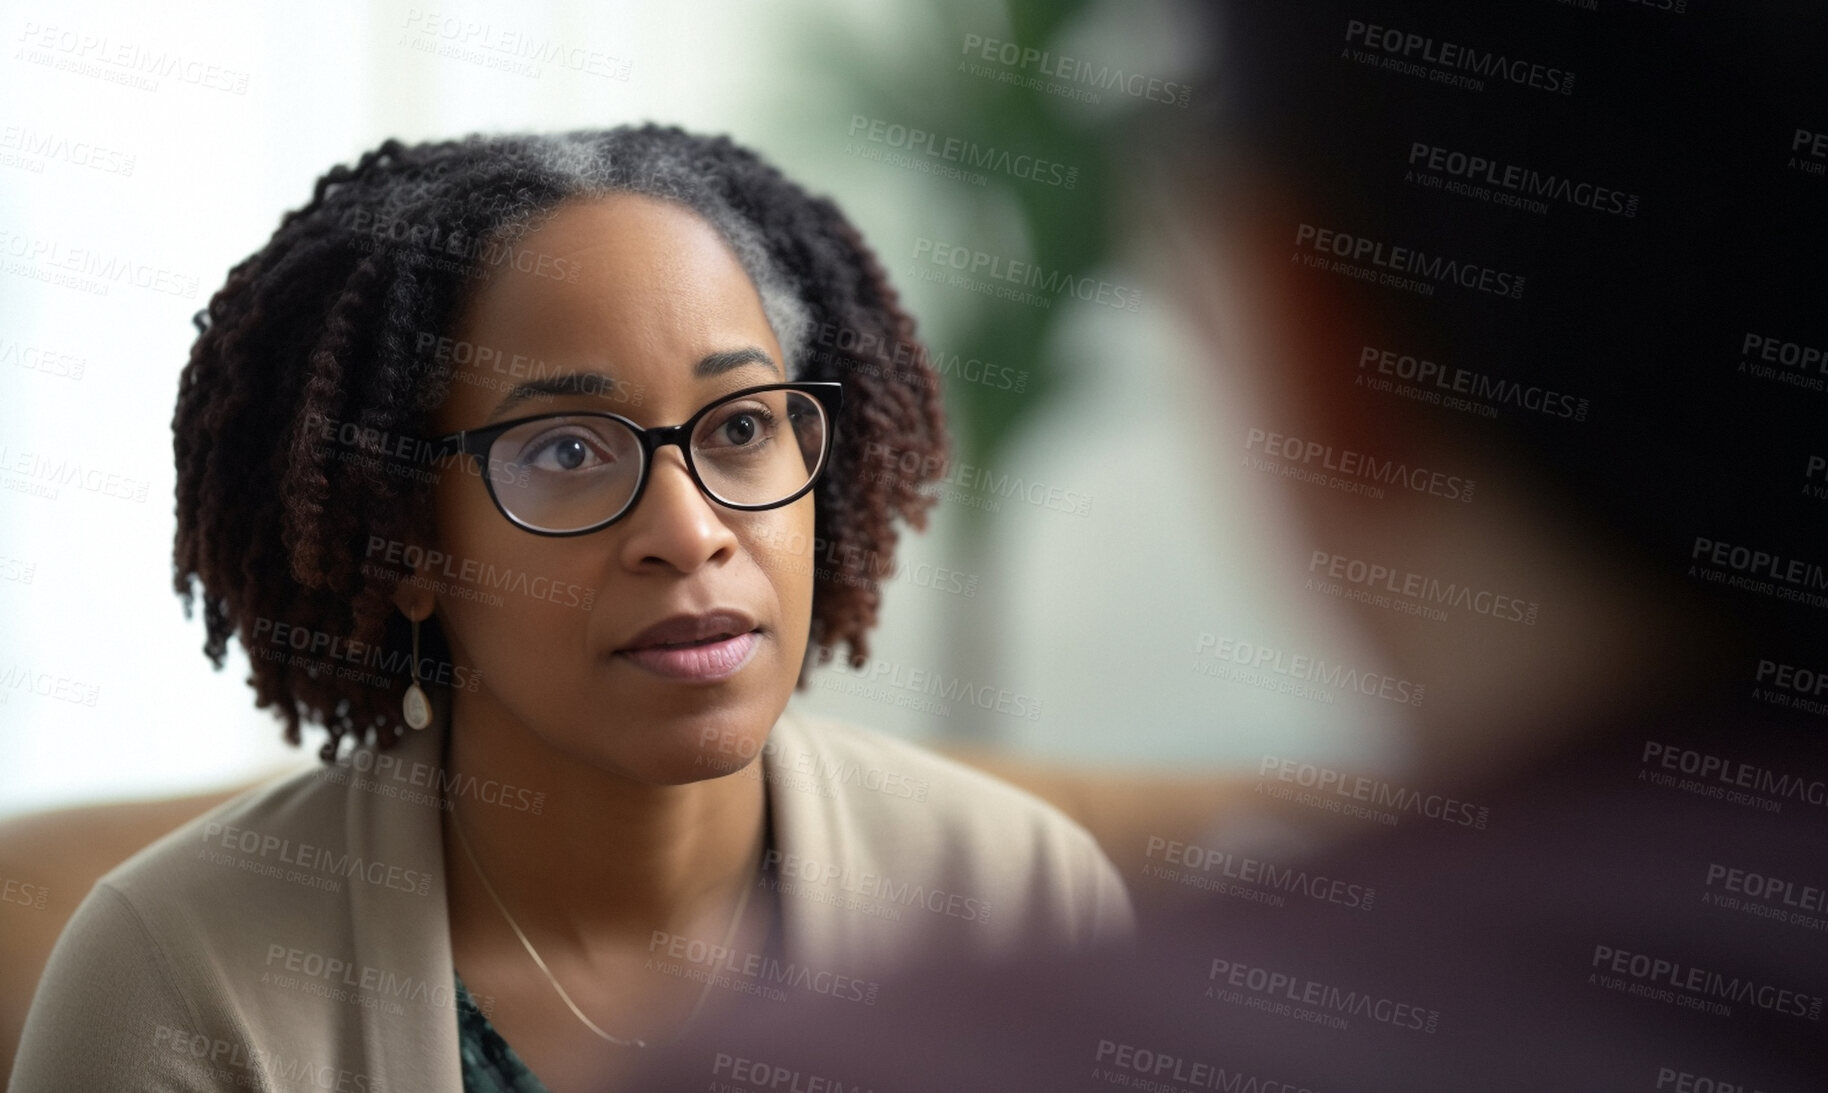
[1173,1,1828,664]
[172,124,949,761]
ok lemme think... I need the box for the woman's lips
[615,630,761,681]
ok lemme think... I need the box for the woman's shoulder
[765,708,1135,956]
[11,761,406,1089]
[770,709,1080,834]
[97,760,363,914]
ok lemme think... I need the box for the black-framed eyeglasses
[427,381,843,537]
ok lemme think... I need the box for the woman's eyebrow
[489,371,625,421]
[695,346,781,379]
[486,348,782,421]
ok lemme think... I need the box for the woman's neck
[436,689,769,955]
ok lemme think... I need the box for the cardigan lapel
[335,700,841,1087]
[344,704,465,1088]
[761,706,865,972]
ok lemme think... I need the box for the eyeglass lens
[483,388,828,533]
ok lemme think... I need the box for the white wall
[0,0,1390,819]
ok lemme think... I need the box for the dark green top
[454,969,551,1093]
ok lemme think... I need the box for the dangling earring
[403,616,431,730]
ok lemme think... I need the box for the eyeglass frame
[425,380,845,538]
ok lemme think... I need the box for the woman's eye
[706,405,777,449]
[524,431,611,471]
[722,414,760,445]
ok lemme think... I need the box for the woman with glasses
[10,125,1133,1093]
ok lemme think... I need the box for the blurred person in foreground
[629,2,1828,1089]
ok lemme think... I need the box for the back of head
[1162,0,1828,680]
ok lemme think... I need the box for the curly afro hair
[172,124,949,762]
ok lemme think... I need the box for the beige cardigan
[8,705,1133,1091]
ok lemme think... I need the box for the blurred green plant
[789,0,1169,737]
[807,0,1128,477]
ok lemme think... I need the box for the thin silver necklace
[447,804,756,1049]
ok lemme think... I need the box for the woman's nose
[615,447,738,573]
